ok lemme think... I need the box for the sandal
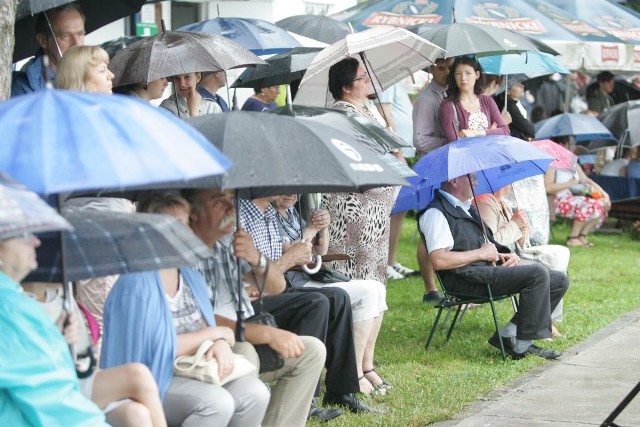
[566,235,587,247]
[363,368,392,391]
[359,375,386,396]
[578,234,595,247]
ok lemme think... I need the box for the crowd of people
[3,2,637,426]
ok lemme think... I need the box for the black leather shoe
[323,392,385,414]
[308,405,343,422]
[489,333,561,360]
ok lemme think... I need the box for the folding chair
[425,272,518,361]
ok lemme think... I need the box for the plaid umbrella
[26,209,212,282]
[0,174,71,240]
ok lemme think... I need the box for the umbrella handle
[302,255,322,275]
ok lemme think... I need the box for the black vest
[418,190,510,289]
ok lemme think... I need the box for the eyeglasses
[1,231,36,242]
[353,72,370,82]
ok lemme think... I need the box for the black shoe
[308,405,343,421]
[423,291,444,305]
[323,392,385,414]
[489,333,561,360]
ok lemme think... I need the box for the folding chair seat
[425,272,518,361]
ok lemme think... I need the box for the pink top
[439,94,509,143]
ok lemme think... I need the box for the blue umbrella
[392,135,554,213]
[535,112,616,143]
[178,17,301,55]
[0,90,232,195]
[479,51,570,76]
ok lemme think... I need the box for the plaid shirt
[238,199,282,261]
[193,234,254,320]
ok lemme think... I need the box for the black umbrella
[230,47,323,90]
[599,100,640,149]
[13,0,145,62]
[26,209,212,283]
[276,14,350,44]
[186,111,407,197]
[272,104,407,153]
[109,30,266,87]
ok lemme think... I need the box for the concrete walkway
[435,310,640,426]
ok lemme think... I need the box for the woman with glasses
[0,231,108,426]
[439,55,509,143]
[321,57,395,394]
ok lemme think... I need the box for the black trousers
[448,262,569,340]
[255,287,359,395]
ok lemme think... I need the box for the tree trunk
[0,0,17,101]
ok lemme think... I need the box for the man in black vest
[418,174,569,359]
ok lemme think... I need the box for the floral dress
[323,100,396,284]
[554,169,607,227]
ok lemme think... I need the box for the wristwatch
[255,253,267,270]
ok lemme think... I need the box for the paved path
[435,309,640,426]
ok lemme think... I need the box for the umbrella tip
[161,19,166,32]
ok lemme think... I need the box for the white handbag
[174,340,257,386]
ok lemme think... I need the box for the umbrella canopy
[0,90,232,195]
[392,135,555,212]
[14,0,145,62]
[479,51,569,76]
[598,100,640,148]
[230,47,323,89]
[178,17,301,55]
[109,30,266,87]
[0,174,72,239]
[100,35,143,58]
[293,26,444,107]
[333,0,636,72]
[529,139,578,171]
[535,112,616,143]
[414,22,557,58]
[186,111,407,197]
[26,209,212,282]
[276,14,351,44]
[272,104,408,152]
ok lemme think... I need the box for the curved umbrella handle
[302,255,322,275]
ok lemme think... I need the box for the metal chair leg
[489,299,507,361]
[425,306,445,350]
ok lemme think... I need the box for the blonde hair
[55,45,110,92]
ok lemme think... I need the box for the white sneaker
[392,262,415,275]
[386,265,405,280]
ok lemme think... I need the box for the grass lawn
[309,218,640,426]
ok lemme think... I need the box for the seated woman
[21,282,166,427]
[272,194,389,395]
[475,184,569,337]
[0,231,107,426]
[242,85,280,112]
[544,137,612,247]
[101,191,269,427]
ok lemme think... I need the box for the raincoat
[0,272,106,426]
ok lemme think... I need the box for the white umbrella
[293,26,444,107]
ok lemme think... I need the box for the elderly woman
[101,191,269,427]
[55,45,114,94]
[242,85,280,111]
[0,231,108,425]
[323,57,397,289]
[439,55,510,143]
[115,78,169,102]
[273,194,389,395]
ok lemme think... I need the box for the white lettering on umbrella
[350,163,384,172]
[331,138,363,162]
